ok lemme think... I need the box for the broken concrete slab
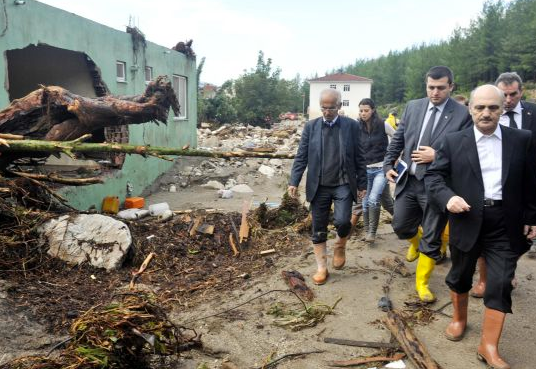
[230,184,254,193]
[268,158,283,168]
[202,180,225,190]
[39,214,132,271]
[258,164,275,178]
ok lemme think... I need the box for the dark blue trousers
[310,184,353,244]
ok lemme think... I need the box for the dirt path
[145,157,536,369]
[167,228,536,369]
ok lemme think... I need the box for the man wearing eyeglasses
[288,88,367,285]
[425,84,536,368]
[383,66,472,303]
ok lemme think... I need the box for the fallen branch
[257,350,324,369]
[130,252,156,290]
[382,310,442,369]
[323,337,399,349]
[0,135,297,159]
[328,352,406,367]
[0,133,24,140]
[228,233,240,256]
[11,171,103,186]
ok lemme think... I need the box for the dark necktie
[414,107,438,180]
[506,111,517,128]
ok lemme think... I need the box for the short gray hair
[469,84,504,106]
[319,88,342,105]
[495,72,523,89]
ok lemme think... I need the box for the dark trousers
[392,176,447,260]
[310,184,353,244]
[446,206,520,313]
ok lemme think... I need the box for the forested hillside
[343,0,536,104]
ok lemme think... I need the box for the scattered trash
[281,270,314,301]
[102,195,120,214]
[148,202,170,216]
[124,196,145,209]
[169,184,177,192]
[158,209,174,221]
[385,359,407,368]
[268,297,342,331]
[117,208,150,220]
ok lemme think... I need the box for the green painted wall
[0,0,197,210]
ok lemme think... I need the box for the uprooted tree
[0,75,179,141]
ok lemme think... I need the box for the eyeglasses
[472,105,501,112]
[320,107,338,112]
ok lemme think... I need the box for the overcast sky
[38,0,493,85]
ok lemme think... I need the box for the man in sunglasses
[288,88,367,285]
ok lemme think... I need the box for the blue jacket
[289,116,367,202]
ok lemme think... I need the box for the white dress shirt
[474,125,502,200]
[499,101,522,129]
[409,99,449,174]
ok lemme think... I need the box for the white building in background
[308,73,373,119]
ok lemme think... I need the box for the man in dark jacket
[383,66,472,302]
[288,88,367,285]
[471,71,536,298]
[425,84,536,368]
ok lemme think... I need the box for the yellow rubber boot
[415,253,437,303]
[440,223,449,258]
[406,227,423,262]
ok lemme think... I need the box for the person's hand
[287,185,298,198]
[386,169,398,183]
[446,196,471,213]
[0,138,9,147]
[411,146,435,164]
[524,225,536,239]
[357,190,367,199]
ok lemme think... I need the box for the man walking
[425,84,536,368]
[471,72,536,298]
[383,66,472,302]
[288,88,367,285]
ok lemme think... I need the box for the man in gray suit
[288,88,367,285]
[383,66,472,302]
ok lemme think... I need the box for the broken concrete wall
[0,0,197,210]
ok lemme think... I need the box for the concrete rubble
[39,214,132,271]
[146,121,304,194]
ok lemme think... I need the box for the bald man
[426,85,536,368]
[288,88,367,285]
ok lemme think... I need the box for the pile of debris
[0,180,310,332]
[197,122,302,155]
[2,292,200,369]
[143,121,303,194]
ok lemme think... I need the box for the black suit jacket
[425,125,536,253]
[383,97,472,196]
[520,100,536,146]
[289,116,367,202]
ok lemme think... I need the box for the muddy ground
[2,155,536,368]
[142,157,536,369]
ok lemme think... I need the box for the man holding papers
[383,66,472,302]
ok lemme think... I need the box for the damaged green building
[0,0,197,209]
